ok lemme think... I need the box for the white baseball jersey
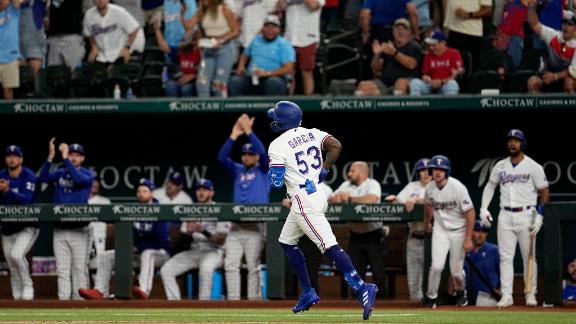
[153,187,193,204]
[284,0,325,47]
[335,178,382,233]
[424,177,474,231]
[488,155,548,208]
[268,127,333,197]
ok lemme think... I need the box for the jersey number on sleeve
[295,146,322,175]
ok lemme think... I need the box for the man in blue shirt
[0,145,38,300]
[464,220,500,306]
[563,258,576,302]
[218,113,270,300]
[360,0,420,44]
[228,15,295,96]
[38,138,95,300]
[0,0,22,100]
[80,178,171,300]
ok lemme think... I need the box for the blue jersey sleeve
[63,160,94,187]
[218,138,239,177]
[247,132,269,172]
[2,169,36,204]
[38,160,59,183]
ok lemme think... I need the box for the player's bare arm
[539,187,550,205]
[424,204,434,233]
[322,137,341,170]
[350,193,379,204]
[464,208,475,252]
[48,137,56,162]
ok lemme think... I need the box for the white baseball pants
[224,228,263,300]
[53,227,89,300]
[1,227,39,300]
[406,236,424,301]
[427,226,466,299]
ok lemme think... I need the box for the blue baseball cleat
[292,288,320,313]
[358,283,378,320]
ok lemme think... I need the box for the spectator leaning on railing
[0,0,22,100]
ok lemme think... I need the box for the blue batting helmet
[430,155,451,177]
[507,129,526,150]
[415,158,430,172]
[267,101,303,132]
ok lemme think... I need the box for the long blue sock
[280,242,312,294]
[324,245,365,293]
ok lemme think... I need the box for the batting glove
[319,167,330,183]
[529,213,543,236]
[479,208,493,228]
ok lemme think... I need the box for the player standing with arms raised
[423,155,475,309]
[478,129,549,308]
[267,101,378,321]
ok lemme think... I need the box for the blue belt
[503,206,532,212]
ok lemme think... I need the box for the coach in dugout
[464,220,500,306]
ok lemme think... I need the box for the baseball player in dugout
[218,113,270,300]
[464,220,500,306]
[267,101,378,321]
[328,162,387,299]
[385,158,432,302]
[153,170,193,204]
[161,178,231,300]
[423,155,475,309]
[479,129,549,308]
[0,145,39,300]
[79,179,171,300]
[38,139,95,300]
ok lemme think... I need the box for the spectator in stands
[79,179,171,300]
[83,0,145,64]
[492,0,528,72]
[236,0,276,50]
[218,114,270,300]
[464,220,500,306]
[0,0,21,100]
[328,161,386,299]
[527,1,576,93]
[531,0,563,50]
[228,15,295,96]
[413,0,433,38]
[564,258,576,302]
[277,0,323,95]
[444,0,492,68]
[161,179,231,300]
[360,0,420,44]
[185,0,239,98]
[87,179,110,282]
[153,170,193,204]
[19,0,46,76]
[155,26,202,97]
[321,0,341,32]
[142,0,164,25]
[38,139,95,300]
[160,0,197,65]
[410,29,463,95]
[46,0,85,69]
[0,145,38,300]
[385,158,432,302]
[114,0,145,27]
[356,18,422,96]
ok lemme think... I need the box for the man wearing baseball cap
[229,15,295,96]
[38,138,95,300]
[409,29,463,96]
[153,170,192,205]
[0,145,39,300]
[563,257,576,302]
[464,220,500,306]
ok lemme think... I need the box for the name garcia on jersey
[288,132,316,149]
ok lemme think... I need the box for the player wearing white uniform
[385,158,432,301]
[161,178,231,300]
[479,129,549,308]
[423,155,475,309]
[267,101,378,321]
[87,180,111,272]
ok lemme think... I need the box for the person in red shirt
[492,0,528,72]
[165,31,202,97]
[409,29,463,95]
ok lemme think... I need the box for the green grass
[0,308,572,323]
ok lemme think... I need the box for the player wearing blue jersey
[218,113,270,300]
[0,145,38,300]
[38,138,95,300]
[267,101,378,320]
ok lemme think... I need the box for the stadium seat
[140,62,167,97]
[70,64,108,98]
[468,49,512,93]
[507,49,548,93]
[103,62,143,98]
[38,65,71,98]
[14,65,36,98]
[457,50,473,93]
[141,46,166,65]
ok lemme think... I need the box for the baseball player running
[385,158,432,301]
[161,178,231,300]
[79,179,171,300]
[38,139,95,300]
[423,155,475,309]
[267,101,378,321]
[479,129,549,307]
[0,145,39,300]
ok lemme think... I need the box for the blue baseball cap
[138,178,155,191]
[474,220,490,232]
[425,29,447,44]
[5,145,23,157]
[241,143,257,154]
[0,173,9,180]
[168,171,185,186]
[195,178,214,190]
[69,143,85,155]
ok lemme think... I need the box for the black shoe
[455,290,468,307]
[423,296,437,309]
